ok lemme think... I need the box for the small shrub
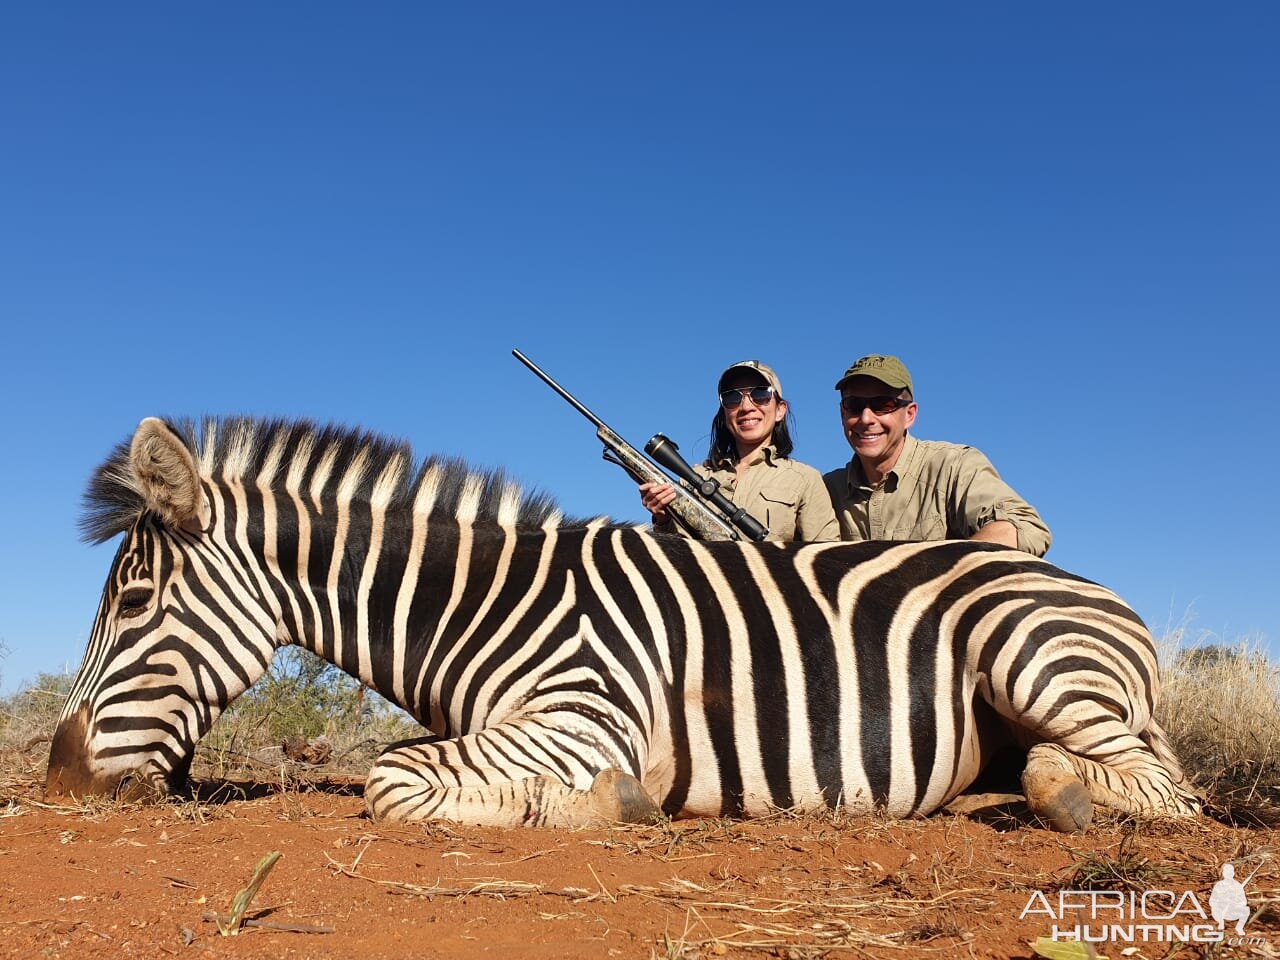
[0,670,75,750]
[195,646,425,778]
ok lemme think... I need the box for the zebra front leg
[363,722,659,827]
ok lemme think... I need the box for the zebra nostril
[114,773,141,801]
[115,772,164,804]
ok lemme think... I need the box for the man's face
[839,376,917,468]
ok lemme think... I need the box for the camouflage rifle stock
[512,349,742,541]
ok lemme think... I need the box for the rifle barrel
[512,347,742,541]
[512,349,606,430]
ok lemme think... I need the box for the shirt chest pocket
[890,499,947,542]
[757,491,797,542]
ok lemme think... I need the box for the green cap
[835,354,913,394]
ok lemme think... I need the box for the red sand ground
[1,769,1277,960]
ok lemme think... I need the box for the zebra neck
[279,514,566,737]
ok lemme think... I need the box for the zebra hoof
[590,768,660,824]
[1023,767,1092,832]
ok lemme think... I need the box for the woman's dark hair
[706,404,795,465]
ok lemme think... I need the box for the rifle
[512,349,769,542]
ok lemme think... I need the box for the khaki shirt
[656,446,840,543]
[822,435,1052,556]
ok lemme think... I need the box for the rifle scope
[644,434,769,543]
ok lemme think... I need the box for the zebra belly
[665,690,997,820]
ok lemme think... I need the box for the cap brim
[719,365,775,393]
[835,373,910,392]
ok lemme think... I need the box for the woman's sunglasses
[720,385,777,409]
[840,395,912,415]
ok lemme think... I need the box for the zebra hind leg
[363,725,659,828]
[1022,729,1202,833]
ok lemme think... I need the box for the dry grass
[1064,828,1174,891]
[1156,630,1280,819]
[0,670,72,802]
[0,670,72,753]
[326,821,992,957]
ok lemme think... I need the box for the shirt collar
[711,443,781,471]
[846,434,918,492]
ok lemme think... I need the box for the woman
[641,360,838,542]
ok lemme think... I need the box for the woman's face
[720,373,787,453]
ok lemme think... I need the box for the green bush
[196,645,426,776]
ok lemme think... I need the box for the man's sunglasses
[720,385,777,409]
[840,395,912,415]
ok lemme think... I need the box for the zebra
[46,416,1200,831]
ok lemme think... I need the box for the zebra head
[46,418,278,802]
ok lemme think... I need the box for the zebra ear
[129,418,208,532]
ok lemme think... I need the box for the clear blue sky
[2,4,1276,691]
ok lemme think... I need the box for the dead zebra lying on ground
[46,416,1200,831]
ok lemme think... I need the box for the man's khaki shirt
[657,446,839,542]
[822,435,1052,556]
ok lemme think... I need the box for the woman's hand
[639,481,678,523]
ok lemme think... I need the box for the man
[823,354,1051,555]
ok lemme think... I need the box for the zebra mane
[80,416,602,544]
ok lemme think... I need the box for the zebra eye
[117,587,153,618]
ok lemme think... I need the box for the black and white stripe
[47,416,1198,828]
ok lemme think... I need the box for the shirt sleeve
[793,465,841,542]
[946,447,1052,557]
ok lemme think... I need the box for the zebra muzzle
[46,702,193,803]
[45,701,106,801]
